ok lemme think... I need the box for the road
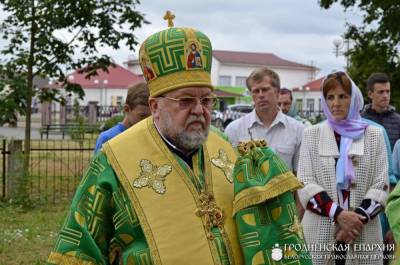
[0,126,69,139]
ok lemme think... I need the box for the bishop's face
[150,86,213,153]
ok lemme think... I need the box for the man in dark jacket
[361,72,400,149]
[361,72,400,265]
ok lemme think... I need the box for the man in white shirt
[225,67,305,173]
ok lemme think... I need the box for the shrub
[102,115,123,131]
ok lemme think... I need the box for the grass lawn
[0,138,95,264]
[0,203,69,265]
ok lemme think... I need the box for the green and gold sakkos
[233,140,313,265]
[47,117,243,265]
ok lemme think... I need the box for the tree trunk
[23,1,36,181]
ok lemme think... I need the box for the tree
[0,0,148,195]
[319,0,400,109]
[0,61,27,127]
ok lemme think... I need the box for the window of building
[295,99,303,113]
[111,96,124,106]
[218,75,232,86]
[307,98,315,112]
[116,96,123,106]
[235,76,247,87]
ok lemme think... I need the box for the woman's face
[325,85,351,121]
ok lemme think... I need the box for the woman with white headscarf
[297,71,388,265]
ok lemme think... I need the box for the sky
[95,0,363,78]
[0,1,363,79]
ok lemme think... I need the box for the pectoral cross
[163,10,175,28]
[195,191,225,240]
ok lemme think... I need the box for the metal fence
[1,138,96,203]
[97,105,123,122]
[297,109,325,120]
[64,105,123,123]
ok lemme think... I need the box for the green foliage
[72,98,81,121]
[102,115,124,131]
[319,0,400,110]
[0,62,28,126]
[69,117,87,140]
[309,114,325,125]
[69,98,99,140]
[0,0,148,175]
[0,0,148,83]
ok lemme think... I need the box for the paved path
[0,126,40,139]
[0,126,68,140]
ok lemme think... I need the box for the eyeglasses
[159,95,217,109]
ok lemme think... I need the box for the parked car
[212,104,253,130]
[211,110,224,130]
[227,104,253,113]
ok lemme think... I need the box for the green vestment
[47,118,242,265]
[233,140,313,265]
[386,182,400,265]
[47,151,235,265]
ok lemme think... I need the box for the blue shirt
[393,139,400,181]
[94,123,127,153]
[362,118,396,237]
[362,118,397,184]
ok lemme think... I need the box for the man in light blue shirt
[94,82,150,152]
[225,67,305,220]
[225,67,305,172]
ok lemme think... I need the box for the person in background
[394,139,400,181]
[94,82,150,152]
[361,72,400,150]
[355,117,395,264]
[225,67,305,173]
[224,68,305,219]
[360,72,399,264]
[297,71,388,265]
[278,88,312,126]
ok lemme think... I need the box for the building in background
[62,64,144,106]
[42,64,144,125]
[211,50,318,89]
[292,77,324,118]
[125,49,318,96]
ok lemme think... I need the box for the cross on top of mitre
[163,10,175,27]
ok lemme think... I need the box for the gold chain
[195,191,225,240]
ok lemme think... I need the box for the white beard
[158,111,209,152]
[175,127,208,151]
